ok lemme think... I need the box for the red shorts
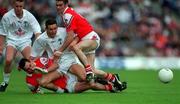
[26,74,42,87]
[52,76,67,89]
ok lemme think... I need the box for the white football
[158,68,173,83]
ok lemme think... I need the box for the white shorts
[57,52,77,74]
[66,73,78,93]
[81,31,100,54]
[6,39,32,52]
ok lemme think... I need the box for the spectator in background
[0,7,8,64]
[1,0,180,61]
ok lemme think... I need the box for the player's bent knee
[5,59,13,65]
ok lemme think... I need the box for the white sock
[56,88,64,93]
[3,72,10,84]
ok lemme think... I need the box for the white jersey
[1,9,41,41]
[32,27,77,74]
[31,27,67,58]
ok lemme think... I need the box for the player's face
[24,61,35,71]
[13,1,24,17]
[56,1,67,15]
[46,24,58,38]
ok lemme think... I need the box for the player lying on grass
[18,57,126,93]
[18,57,66,93]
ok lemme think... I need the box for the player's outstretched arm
[68,36,79,51]
[59,30,75,52]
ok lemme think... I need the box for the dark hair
[45,19,57,28]
[56,0,69,4]
[18,58,29,70]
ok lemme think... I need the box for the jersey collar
[63,7,69,14]
[12,9,25,19]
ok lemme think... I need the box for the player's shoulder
[64,7,74,18]
[2,9,13,19]
[37,32,48,40]
[34,32,48,44]
[33,33,47,46]
[63,13,73,19]
[63,13,73,26]
[57,27,66,32]
[23,9,35,17]
[57,27,67,36]
[65,7,74,13]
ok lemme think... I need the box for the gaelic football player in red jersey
[18,57,67,93]
[55,0,127,91]
[18,57,121,93]
[55,0,100,82]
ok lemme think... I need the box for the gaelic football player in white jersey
[31,19,86,88]
[0,0,41,92]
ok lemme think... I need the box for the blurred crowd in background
[1,0,180,57]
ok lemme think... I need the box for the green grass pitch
[0,64,180,104]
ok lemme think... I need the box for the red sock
[105,73,115,82]
[105,84,113,91]
[85,65,92,73]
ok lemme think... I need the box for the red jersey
[34,57,53,69]
[26,57,67,90]
[63,7,93,39]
